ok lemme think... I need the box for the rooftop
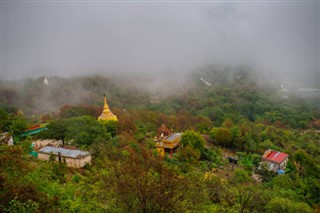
[21,127,47,137]
[262,150,288,163]
[166,133,182,141]
[156,133,181,149]
[38,146,90,159]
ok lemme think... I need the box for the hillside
[0,70,320,212]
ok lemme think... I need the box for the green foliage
[134,122,147,142]
[8,117,28,134]
[177,146,201,164]
[265,197,313,213]
[257,165,277,182]
[271,175,294,189]
[0,145,50,211]
[51,162,67,183]
[102,120,118,137]
[38,119,69,142]
[39,116,114,147]
[181,130,205,151]
[1,74,319,212]
[201,148,222,163]
[210,127,232,148]
[3,199,39,213]
[65,116,111,147]
[294,150,320,178]
[239,153,261,171]
[232,169,251,183]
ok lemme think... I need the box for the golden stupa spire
[98,93,118,121]
[103,93,110,112]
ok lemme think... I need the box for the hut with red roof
[261,149,289,172]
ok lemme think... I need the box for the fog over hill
[1,1,319,88]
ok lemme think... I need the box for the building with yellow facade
[98,94,118,122]
[156,133,181,157]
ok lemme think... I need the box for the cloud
[1,1,319,87]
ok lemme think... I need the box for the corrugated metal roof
[21,127,47,137]
[166,133,182,141]
[264,150,288,163]
[38,146,90,159]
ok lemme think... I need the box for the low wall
[38,153,91,168]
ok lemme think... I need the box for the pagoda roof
[156,133,181,149]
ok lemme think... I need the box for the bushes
[265,197,313,213]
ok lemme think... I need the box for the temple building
[98,94,118,122]
[156,132,181,157]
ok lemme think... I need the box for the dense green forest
[1,70,319,212]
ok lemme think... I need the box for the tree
[8,117,28,134]
[3,199,39,213]
[100,148,190,212]
[38,119,69,144]
[177,146,201,171]
[0,145,46,211]
[202,172,228,203]
[181,130,205,151]
[294,150,319,177]
[232,169,251,183]
[65,116,112,147]
[102,120,118,137]
[265,197,313,213]
[211,127,232,148]
[134,123,147,142]
[39,116,114,147]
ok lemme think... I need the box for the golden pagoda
[98,94,118,122]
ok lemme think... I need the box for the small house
[38,146,91,168]
[261,149,289,172]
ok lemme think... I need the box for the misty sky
[1,1,319,87]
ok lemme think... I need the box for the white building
[38,146,91,168]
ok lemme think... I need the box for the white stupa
[44,77,49,85]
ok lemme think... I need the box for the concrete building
[38,146,91,168]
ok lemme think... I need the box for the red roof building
[261,150,289,172]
